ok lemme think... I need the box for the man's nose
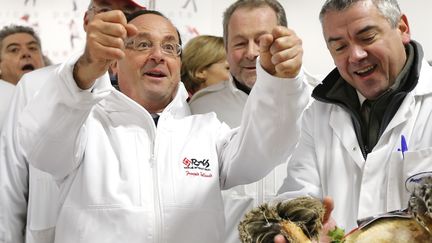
[20,48,32,59]
[148,45,165,63]
[348,44,367,63]
[245,41,259,60]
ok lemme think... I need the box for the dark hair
[126,9,182,46]
[0,25,42,59]
[223,0,287,47]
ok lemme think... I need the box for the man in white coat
[10,6,310,243]
[0,25,45,130]
[0,1,146,242]
[188,1,316,242]
[276,0,432,242]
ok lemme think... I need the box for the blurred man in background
[0,25,45,129]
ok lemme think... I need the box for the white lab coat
[9,53,309,243]
[0,79,15,242]
[189,79,248,128]
[0,80,15,131]
[278,59,432,232]
[189,71,317,243]
[0,66,61,243]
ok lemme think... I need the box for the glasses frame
[124,36,182,57]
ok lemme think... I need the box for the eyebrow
[6,40,39,49]
[327,25,376,44]
[135,32,178,43]
[231,30,269,41]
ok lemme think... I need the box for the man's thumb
[259,34,275,75]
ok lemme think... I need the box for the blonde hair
[181,35,226,94]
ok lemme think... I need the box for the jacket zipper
[150,119,162,243]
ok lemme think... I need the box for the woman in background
[181,35,229,97]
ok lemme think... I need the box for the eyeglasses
[125,36,182,57]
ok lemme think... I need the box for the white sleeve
[276,104,323,201]
[16,54,113,180]
[219,59,312,189]
[0,77,33,243]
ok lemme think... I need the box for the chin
[245,80,256,88]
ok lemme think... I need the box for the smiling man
[187,1,316,242]
[189,0,309,129]
[11,6,310,242]
[0,1,146,243]
[275,0,432,242]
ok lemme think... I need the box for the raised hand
[259,26,303,79]
[73,10,138,89]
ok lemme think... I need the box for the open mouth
[144,70,167,78]
[21,64,35,71]
[354,64,377,77]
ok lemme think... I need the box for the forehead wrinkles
[134,32,177,43]
[323,10,364,43]
[130,15,178,42]
[3,34,38,49]
[229,8,276,46]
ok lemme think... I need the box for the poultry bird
[238,196,324,243]
[344,175,432,242]
[238,176,432,243]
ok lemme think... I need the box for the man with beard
[0,25,45,129]
[0,1,145,242]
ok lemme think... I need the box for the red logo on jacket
[182,157,212,178]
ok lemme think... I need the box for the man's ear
[399,14,411,44]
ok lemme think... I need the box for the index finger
[258,33,274,53]
[271,26,296,40]
[95,10,139,42]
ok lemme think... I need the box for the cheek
[168,59,181,80]
[227,49,242,66]
[220,67,230,78]
[36,55,45,66]
[1,55,18,65]
[232,50,244,62]
[118,60,138,79]
[332,56,348,73]
[2,59,18,72]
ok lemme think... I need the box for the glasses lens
[125,36,181,57]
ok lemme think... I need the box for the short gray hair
[222,0,287,47]
[319,0,402,28]
[0,25,42,59]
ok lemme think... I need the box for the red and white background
[0,0,430,75]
